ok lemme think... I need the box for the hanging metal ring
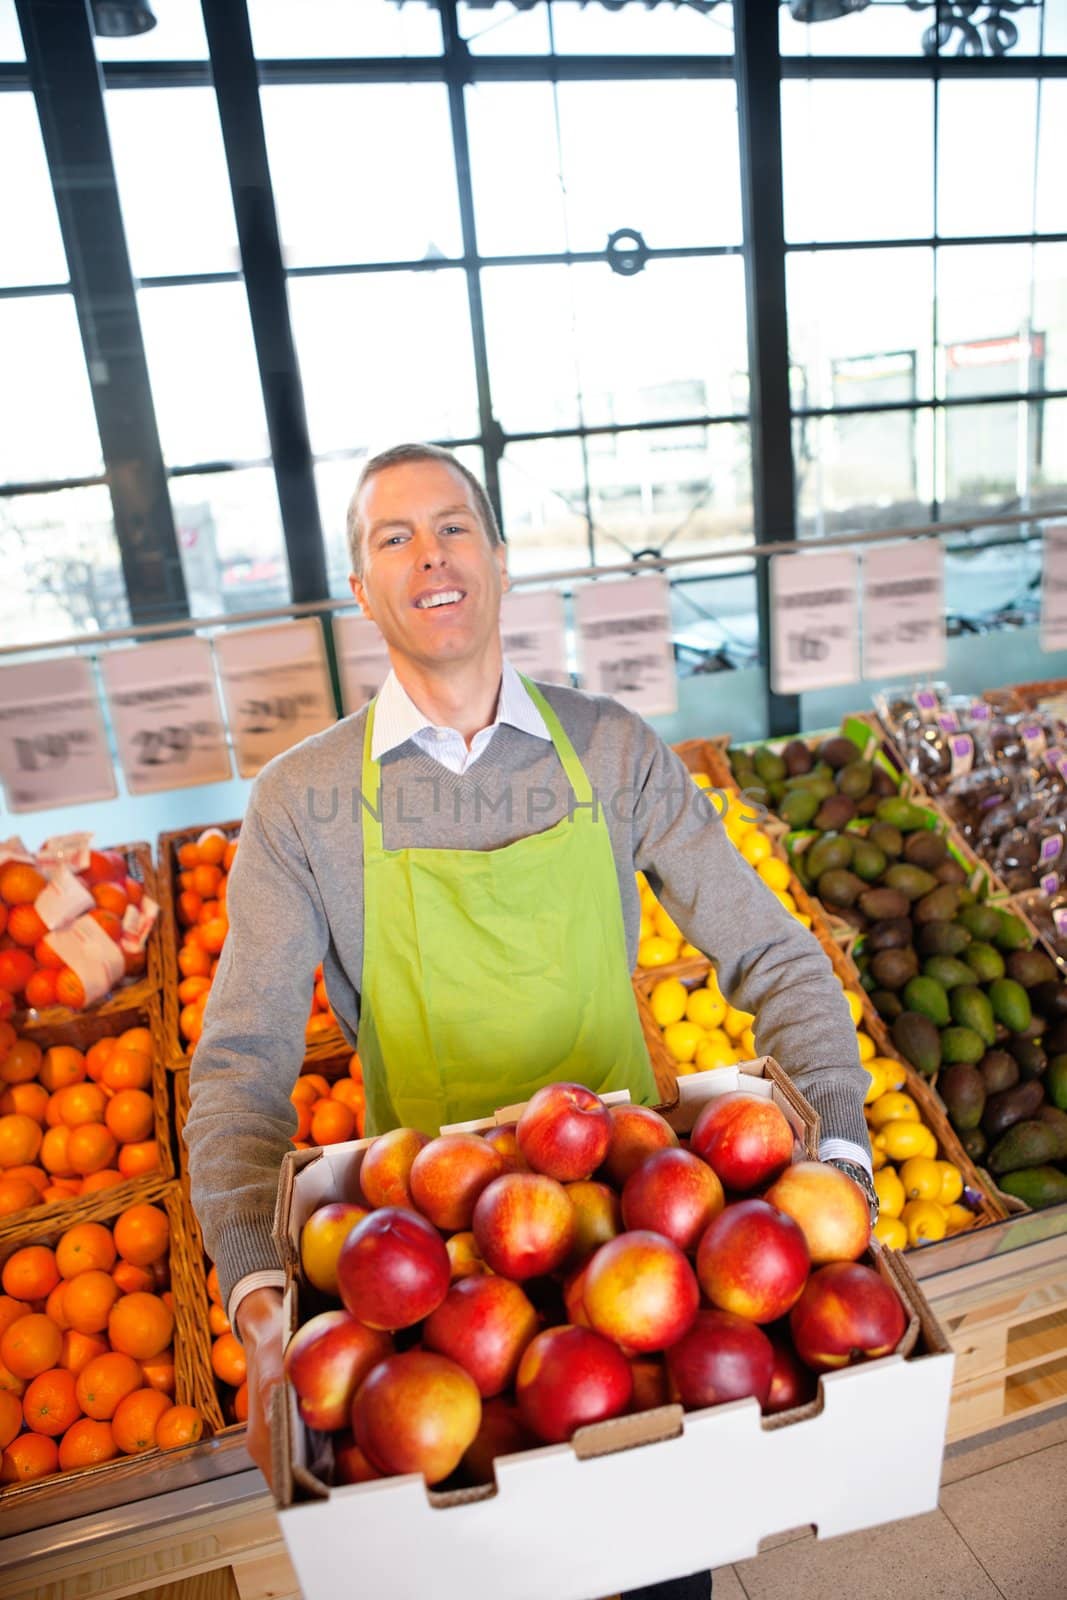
[606,228,649,277]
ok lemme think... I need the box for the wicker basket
[989,676,1067,714]
[14,841,162,1033]
[0,997,175,1246]
[0,1181,217,1510]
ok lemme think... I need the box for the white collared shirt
[371,657,552,775]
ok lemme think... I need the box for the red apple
[621,1147,724,1252]
[602,1103,679,1188]
[789,1261,908,1373]
[516,1325,633,1444]
[763,1161,871,1265]
[481,1123,527,1172]
[300,1201,370,1296]
[582,1230,700,1353]
[445,1231,490,1281]
[336,1207,450,1330]
[359,1127,429,1210]
[696,1198,810,1324]
[763,1325,818,1415]
[665,1309,774,1410]
[689,1093,794,1192]
[353,1350,481,1484]
[630,1356,669,1413]
[516,1082,613,1182]
[333,1431,385,1484]
[565,1180,622,1264]
[423,1275,539,1397]
[283,1310,392,1432]
[472,1172,576,1280]
[409,1134,506,1232]
[460,1398,535,1486]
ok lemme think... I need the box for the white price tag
[862,543,945,681]
[101,637,231,795]
[215,621,336,778]
[770,551,859,694]
[1041,525,1067,653]
[333,614,392,716]
[949,733,975,778]
[575,574,677,717]
[500,590,569,687]
[0,657,116,813]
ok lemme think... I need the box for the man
[186,443,874,1600]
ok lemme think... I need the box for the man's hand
[235,1286,285,1491]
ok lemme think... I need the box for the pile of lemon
[647,967,758,1073]
[866,1067,973,1250]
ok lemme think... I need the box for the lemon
[867,1091,921,1128]
[691,772,712,790]
[723,1005,755,1041]
[772,890,797,914]
[675,1061,699,1076]
[902,1198,947,1245]
[873,1167,906,1219]
[945,1201,976,1232]
[869,1056,907,1092]
[704,966,724,996]
[872,1216,908,1250]
[899,1156,944,1202]
[722,794,756,836]
[639,911,655,940]
[686,987,726,1030]
[757,857,791,894]
[937,1161,964,1206]
[680,942,705,960]
[739,1026,757,1058]
[741,830,773,867]
[874,1120,936,1162]
[635,871,648,893]
[863,1064,888,1105]
[855,1031,876,1063]
[793,912,812,929]
[653,904,684,943]
[842,989,865,1027]
[870,1143,887,1171]
[638,935,679,969]
[649,977,689,1028]
[662,1020,705,1064]
[695,1037,738,1071]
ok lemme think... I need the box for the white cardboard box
[273,1065,954,1599]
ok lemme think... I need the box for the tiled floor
[709,1407,1067,1600]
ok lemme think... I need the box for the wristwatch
[827,1158,880,1225]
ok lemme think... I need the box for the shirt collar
[370,657,552,761]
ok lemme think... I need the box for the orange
[176,891,202,928]
[0,862,46,905]
[0,1174,42,1216]
[42,1181,82,1203]
[305,1014,336,1042]
[0,1387,21,1450]
[111,1386,170,1454]
[112,1260,153,1295]
[23,970,58,1011]
[196,898,220,926]
[196,829,228,866]
[63,1270,120,1335]
[177,975,211,1007]
[348,1053,363,1082]
[206,1264,222,1306]
[290,1078,319,1108]
[7,904,47,947]
[0,1082,49,1123]
[0,1297,30,1340]
[33,936,64,971]
[38,1046,85,1093]
[58,1417,118,1470]
[54,970,86,1011]
[45,1282,69,1329]
[291,1102,311,1141]
[59,1329,108,1375]
[114,1204,169,1267]
[87,908,123,943]
[0,1431,58,1481]
[329,1079,364,1115]
[191,864,222,899]
[91,883,128,918]
[56,1222,117,1280]
[84,1037,117,1081]
[118,1026,152,1056]
[39,1125,74,1176]
[54,1082,107,1128]
[23,1366,80,1436]
[177,841,200,869]
[1,1313,63,1379]
[75,1350,143,1420]
[198,918,228,956]
[232,1381,248,1423]
[2,1244,59,1302]
[155,1403,203,1450]
[68,1123,119,1177]
[223,839,239,871]
[0,1039,43,1087]
[117,1140,160,1178]
[211,1332,247,1387]
[5,1163,48,1193]
[208,1302,230,1336]
[108,1292,173,1360]
[81,1168,124,1195]
[179,1004,205,1045]
[101,1048,152,1093]
[139,1349,175,1395]
[105,1089,154,1145]
[0,1356,25,1397]
[302,1073,331,1101]
[0,1019,14,1055]
[0,949,35,995]
[310,1100,355,1147]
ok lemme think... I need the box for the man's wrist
[235,1285,284,1345]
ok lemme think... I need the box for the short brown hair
[346,443,502,576]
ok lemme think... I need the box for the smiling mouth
[414,589,466,610]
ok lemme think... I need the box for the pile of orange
[0,850,149,1018]
[204,1261,248,1426]
[0,1202,204,1482]
[0,1024,161,1219]
[290,1054,365,1150]
[305,963,339,1045]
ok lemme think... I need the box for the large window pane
[93,0,208,58]
[588,423,752,563]
[0,297,102,483]
[780,6,923,55]
[465,86,567,256]
[1037,83,1067,235]
[788,248,934,410]
[288,271,479,454]
[0,1,23,60]
[261,86,461,268]
[458,2,551,54]
[481,257,748,435]
[938,82,1037,239]
[795,410,934,539]
[940,400,1053,518]
[937,244,1059,402]
[1035,244,1067,392]
[0,487,128,646]
[0,95,68,287]
[170,469,290,616]
[106,89,240,278]
[782,82,934,244]
[499,439,591,577]
[248,0,441,57]
[944,532,1041,635]
[550,3,733,54]
[137,284,270,467]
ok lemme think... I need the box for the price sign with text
[770,550,859,694]
[1041,525,1067,653]
[501,589,569,687]
[0,657,117,812]
[862,542,945,681]
[334,614,392,715]
[101,637,232,794]
[575,573,677,717]
[215,621,337,778]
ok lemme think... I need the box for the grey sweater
[186,683,868,1309]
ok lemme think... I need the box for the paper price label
[215,621,337,778]
[0,657,117,812]
[101,637,231,795]
[1053,907,1067,938]
[1040,834,1063,865]
[500,590,569,687]
[575,574,677,716]
[1022,723,1047,758]
[1041,872,1061,897]
[937,711,960,734]
[969,701,992,722]
[950,733,974,778]
[1040,525,1067,653]
[334,615,392,715]
[770,551,859,694]
[914,690,940,721]
[862,543,945,682]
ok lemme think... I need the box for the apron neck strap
[519,677,593,804]
[362,700,384,853]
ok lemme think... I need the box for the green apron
[357,677,657,1136]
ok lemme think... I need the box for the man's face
[350,460,507,672]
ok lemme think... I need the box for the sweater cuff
[790,1066,872,1161]
[214,1212,285,1318]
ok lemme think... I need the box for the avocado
[874,797,929,832]
[871,989,904,1022]
[960,1127,988,1162]
[892,1011,942,1076]
[957,904,1002,942]
[922,955,979,991]
[779,787,820,828]
[939,1062,986,1131]
[870,947,920,991]
[1018,1011,1048,1042]
[1035,1105,1067,1156]
[979,1049,1019,1095]
[837,759,873,800]
[817,736,860,771]
[768,780,788,804]
[1047,1054,1067,1111]
[935,859,969,887]
[917,921,973,958]
[817,869,865,908]
[867,917,915,953]
[996,1166,1067,1208]
[1006,949,1058,989]
[1043,1019,1067,1056]
[858,887,911,922]
[903,830,948,870]
[1006,1037,1048,1081]
[753,746,788,785]
[814,794,857,832]
[867,822,904,858]
[850,840,888,882]
[988,978,1032,1034]
[988,1120,1065,1174]
[913,885,963,925]
[903,975,951,1027]
[782,739,814,777]
[1029,982,1067,1019]
[884,864,939,901]
[856,794,882,817]
[950,986,997,1048]
[992,910,1032,952]
[806,833,854,880]
[941,1026,987,1065]
[981,1080,1046,1140]
[962,941,1005,983]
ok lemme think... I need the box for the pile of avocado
[729,734,899,832]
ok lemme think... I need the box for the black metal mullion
[16,0,188,626]
[200,0,327,607]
